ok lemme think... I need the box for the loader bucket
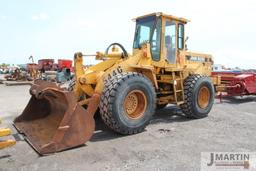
[14,80,100,155]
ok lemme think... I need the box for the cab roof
[134,12,190,24]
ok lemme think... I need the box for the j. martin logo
[201,152,256,171]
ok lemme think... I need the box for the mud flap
[14,80,99,155]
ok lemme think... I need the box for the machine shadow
[90,105,190,142]
[151,105,190,124]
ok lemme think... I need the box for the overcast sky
[0,0,255,69]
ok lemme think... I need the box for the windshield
[133,15,161,61]
[133,16,156,49]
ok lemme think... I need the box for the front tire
[180,75,214,119]
[99,72,156,134]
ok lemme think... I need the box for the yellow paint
[0,128,11,137]
[72,12,215,105]
[0,140,16,149]
[0,119,16,150]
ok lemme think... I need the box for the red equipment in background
[38,59,55,71]
[38,59,73,71]
[212,72,256,97]
[58,59,72,70]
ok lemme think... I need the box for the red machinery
[38,59,72,71]
[38,59,55,71]
[58,59,72,70]
[212,71,256,97]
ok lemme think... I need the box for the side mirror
[185,36,189,43]
[185,36,189,50]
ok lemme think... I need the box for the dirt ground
[0,83,255,171]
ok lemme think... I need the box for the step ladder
[172,71,184,105]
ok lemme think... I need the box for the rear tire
[180,75,214,119]
[99,72,156,134]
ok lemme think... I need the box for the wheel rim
[124,90,147,119]
[197,86,210,109]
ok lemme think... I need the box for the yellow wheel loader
[14,12,218,155]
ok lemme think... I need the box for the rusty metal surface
[14,80,100,155]
[4,81,33,86]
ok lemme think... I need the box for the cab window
[133,16,161,61]
[178,24,184,50]
[164,20,176,63]
[150,18,161,61]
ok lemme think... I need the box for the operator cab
[133,12,189,64]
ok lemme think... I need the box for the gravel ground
[0,82,255,171]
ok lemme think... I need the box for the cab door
[164,19,177,64]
